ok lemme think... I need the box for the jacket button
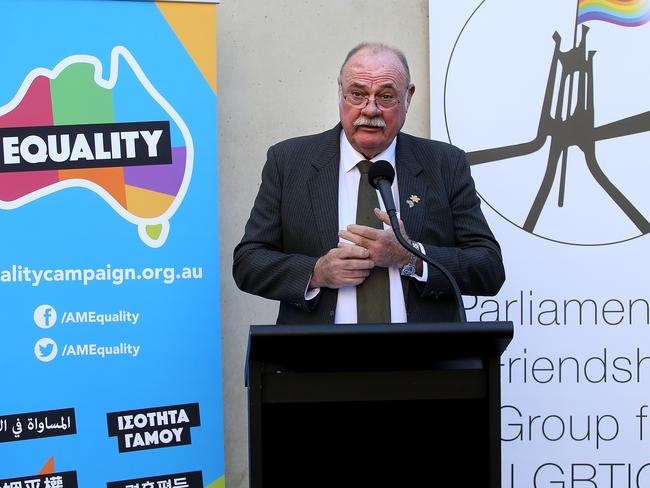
[329,310,335,316]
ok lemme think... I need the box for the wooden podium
[245,322,513,487]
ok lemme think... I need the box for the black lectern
[246,322,513,487]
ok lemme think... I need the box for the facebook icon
[34,304,57,329]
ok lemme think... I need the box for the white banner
[430,1,650,486]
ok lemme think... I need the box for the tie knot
[357,160,373,175]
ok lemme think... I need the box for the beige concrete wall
[218,1,429,485]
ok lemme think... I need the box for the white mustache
[353,117,386,129]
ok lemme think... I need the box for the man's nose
[361,98,382,117]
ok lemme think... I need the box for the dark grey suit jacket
[233,124,505,324]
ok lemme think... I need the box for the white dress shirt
[306,131,427,322]
[334,131,426,324]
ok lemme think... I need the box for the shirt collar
[339,129,397,174]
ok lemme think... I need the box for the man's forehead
[341,49,407,84]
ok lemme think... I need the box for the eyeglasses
[343,92,400,109]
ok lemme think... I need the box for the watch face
[401,257,417,277]
[401,265,415,277]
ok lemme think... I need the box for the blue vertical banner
[0,1,223,486]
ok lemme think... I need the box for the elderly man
[233,43,504,324]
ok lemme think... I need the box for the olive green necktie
[355,160,391,324]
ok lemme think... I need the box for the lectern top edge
[246,322,514,376]
[249,321,513,338]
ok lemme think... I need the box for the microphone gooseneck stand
[368,160,467,322]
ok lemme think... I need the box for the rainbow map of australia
[0,46,193,247]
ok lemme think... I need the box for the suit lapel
[396,133,428,243]
[396,133,428,304]
[307,126,341,254]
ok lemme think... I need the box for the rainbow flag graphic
[577,0,650,26]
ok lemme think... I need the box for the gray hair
[339,43,411,86]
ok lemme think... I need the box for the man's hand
[309,243,374,289]
[339,208,412,268]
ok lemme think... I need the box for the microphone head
[367,160,395,189]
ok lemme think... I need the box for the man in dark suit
[233,43,504,324]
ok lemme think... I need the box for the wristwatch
[400,241,421,277]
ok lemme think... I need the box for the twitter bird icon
[34,338,58,362]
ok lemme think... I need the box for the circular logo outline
[443,0,648,247]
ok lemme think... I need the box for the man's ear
[405,84,415,110]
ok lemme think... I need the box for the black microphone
[368,160,467,322]
[368,160,397,214]
[368,161,401,238]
